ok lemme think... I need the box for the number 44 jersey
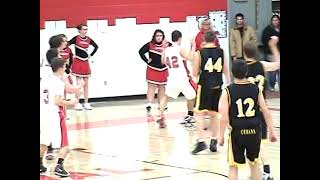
[198,46,224,88]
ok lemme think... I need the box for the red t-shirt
[195,29,220,51]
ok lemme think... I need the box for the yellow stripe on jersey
[194,85,202,112]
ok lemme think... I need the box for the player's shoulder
[216,47,224,53]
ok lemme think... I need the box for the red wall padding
[40,0,227,29]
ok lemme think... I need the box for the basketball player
[218,59,277,180]
[243,42,279,180]
[157,30,196,128]
[41,48,60,81]
[138,29,171,116]
[181,18,220,126]
[69,23,99,110]
[179,61,198,129]
[43,45,83,161]
[40,57,81,177]
[191,31,230,154]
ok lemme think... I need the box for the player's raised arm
[269,36,280,60]
[218,88,230,146]
[260,60,280,72]
[260,36,280,72]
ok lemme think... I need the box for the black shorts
[228,126,261,166]
[194,85,222,112]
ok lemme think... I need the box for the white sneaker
[263,172,274,180]
[84,103,92,110]
[74,103,83,110]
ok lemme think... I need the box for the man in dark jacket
[262,15,280,91]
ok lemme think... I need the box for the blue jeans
[268,70,280,89]
[266,55,280,90]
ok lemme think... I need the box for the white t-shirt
[40,74,65,113]
[164,45,189,82]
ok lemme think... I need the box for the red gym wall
[40,0,227,29]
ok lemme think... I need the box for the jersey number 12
[235,98,255,118]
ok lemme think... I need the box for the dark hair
[46,48,59,65]
[204,31,215,42]
[50,57,65,72]
[271,14,280,21]
[76,23,87,30]
[151,29,165,43]
[171,30,182,42]
[57,34,67,38]
[232,59,248,79]
[57,34,69,46]
[271,14,280,26]
[243,42,257,59]
[48,35,64,48]
[235,13,244,19]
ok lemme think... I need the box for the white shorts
[40,111,62,148]
[165,78,196,100]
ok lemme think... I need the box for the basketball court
[40,93,280,180]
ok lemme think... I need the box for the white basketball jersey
[40,64,53,80]
[40,74,65,113]
[164,45,189,81]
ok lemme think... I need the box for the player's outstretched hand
[269,131,277,142]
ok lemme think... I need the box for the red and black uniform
[60,47,73,73]
[138,41,171,85]
[60,47,74,84]
[195,29,220,51]
[69,35,98,77]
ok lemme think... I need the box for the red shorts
[59,106,69,147]
[71,58,91,77]
[146,66,168,85]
